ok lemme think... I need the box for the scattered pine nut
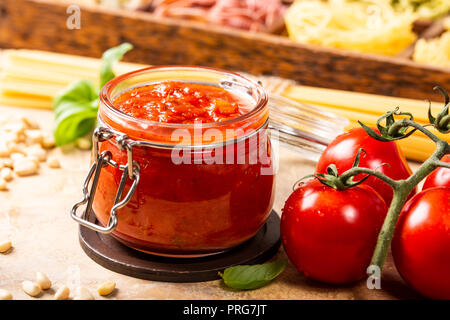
[22,281,41,297]
[74,287,94,300]
[10,153,25,162]
[36,272,52,290]
[14,159,38,176]
[24,145,46,162]
[8,143,26,155]
[4,122,26,135]
[0,240,12,253]
[0,115,55,190]
[0,167,13,182]
[25,130,43,144]
[41,134,56,149]
[20,116,40,130]
[3,132,19,145]
[0,143,10,157]
[3,159,13,169]
[75,137,92,150]
[97,281,116,296]
[27,156,40,167]
[0,179,7,191]
[0,289,12,300]
[54,285,70,300]
[47,157,61,169]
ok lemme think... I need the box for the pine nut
[41,134,55,149]
[4,122,26,134]
[25,130,43,144]
[17,133,26,144]
[97,281,116,296]
[10,153,25,162]
[27,156,40,166]
[20,116,40,130]
[3,159,13,169]
[54,285,70,300]
[8,143,26,155]
[24,145,46,162]
[0,289,12,300]
[75,137,92,150]
[1,167,13,182]
[0,115,53,189]
[47,157,61,169]
[74,287,94,300]
[36,272,52,290]
[0,142,10,157]
[3,131,19,144]
[14,159,38,176]
[0,179,7,191]
[22,281,41,297]
[0,240,12,253]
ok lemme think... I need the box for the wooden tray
[0,0,449,101]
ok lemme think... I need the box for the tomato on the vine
[422,155,450,190]
[316,127,415,205]
[281,179,387,284]
[392,187,450,299]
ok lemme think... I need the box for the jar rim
[99,65,268,130]
[96,116,270,150]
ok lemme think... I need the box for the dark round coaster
[79,210,281,282]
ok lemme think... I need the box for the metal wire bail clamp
[70,126,141,234]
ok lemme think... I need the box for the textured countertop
[0,106,422,300]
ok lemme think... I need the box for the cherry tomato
[281,179,387,284]
[316,127,415,205]
[422,155,450,190]
[392,187,450,299]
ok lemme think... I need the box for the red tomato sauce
[113,81,250,124]
[95,80,274,256]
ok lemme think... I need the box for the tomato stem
[403,120,441,143]
[436,160,450,169]
[350,133,450,273]
[370,189,409,269]
[312,91,450,277]
[339,167,399,189]
[336,99,450,277]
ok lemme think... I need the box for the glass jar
[72,66,275,257]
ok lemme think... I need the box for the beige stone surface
[0,106,422,300]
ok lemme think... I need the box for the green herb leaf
[99,42,133,88]
[219,259,287,290]
[53,80,99,146]
[53,43,133,146]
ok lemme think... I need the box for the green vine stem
[312,88,450,279]
[335,102,450,274]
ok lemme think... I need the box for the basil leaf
[53,79,98,110]
[99,42,133,88]
[220,259,287,290]
[53,80,99,145]
[53,43,133,146]
[54,105,98,145]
